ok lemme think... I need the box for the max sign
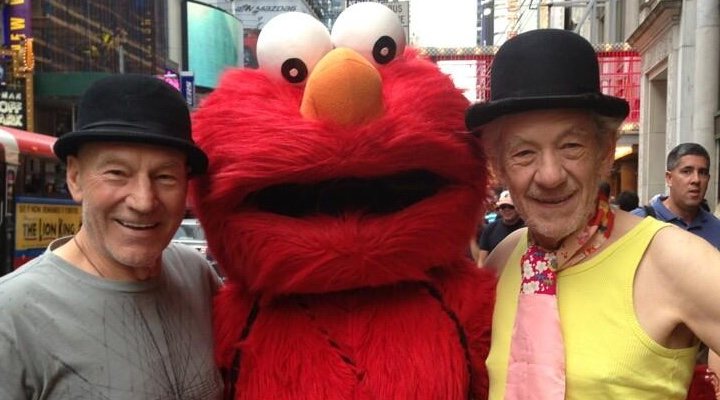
[0,90,25,129]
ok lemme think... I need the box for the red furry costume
[190,4,495,399]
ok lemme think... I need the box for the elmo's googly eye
[257,12,332,84]
[331,2,406,66]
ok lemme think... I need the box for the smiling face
[487,109,615,249]
[67,142,189,277]
[665,154,710,213]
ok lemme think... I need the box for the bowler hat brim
[465,92,630,131]
[54,127,209,175]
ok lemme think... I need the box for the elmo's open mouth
[244,170,448,217]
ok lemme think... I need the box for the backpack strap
[643,205,656,218]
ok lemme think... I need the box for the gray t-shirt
[0,240,223,399]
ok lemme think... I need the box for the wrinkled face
[492,109,612,248]
[666,154,710,211]
[67,142,189,273]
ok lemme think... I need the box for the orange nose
[300,48,384,126]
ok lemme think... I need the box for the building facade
[627,0,720,209]
[0,0,183,138]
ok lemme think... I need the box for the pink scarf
[504,193,614,400]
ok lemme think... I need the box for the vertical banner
[479,0,494,46]
[180,71,195,107]
[243,29,260,68]
[6,0,31,53]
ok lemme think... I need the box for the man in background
[632,142,720,249]
[476,190,525,265]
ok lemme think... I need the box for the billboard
[185,1,243,89]
[232,1,312,30]
[0,89,26,129]
[14,197,81,263]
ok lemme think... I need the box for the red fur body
[191,48,495,399]
[687,366,717,400]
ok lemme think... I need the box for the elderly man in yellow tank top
[466,29,720,400]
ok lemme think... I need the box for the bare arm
[636,226,720,352]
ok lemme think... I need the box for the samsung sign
[235,4,298,13]
[233,1,311,29]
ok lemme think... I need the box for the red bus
[0,127,80,275]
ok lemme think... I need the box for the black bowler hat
[54,74,208,174]
[465,29,629,130]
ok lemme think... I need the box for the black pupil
[373,36,396,64]
[281,58,308,83]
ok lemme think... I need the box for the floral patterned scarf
[504,192,615,400]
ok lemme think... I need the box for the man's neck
[662,197,698,225]
[531,232,563,251]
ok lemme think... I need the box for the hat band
[79,120,176,134]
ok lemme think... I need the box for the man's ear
[65,155,83,203]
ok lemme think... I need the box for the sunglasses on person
[498,204,515,211]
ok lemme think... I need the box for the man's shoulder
[0,254,58,318]
[701,210,720,227]
[697,210,720,249]
[486,227,526,272]
[485,219,501,229]
[643,224,720,279]
[0,254,54,290]
[164,242,207,263]
[630,195,667,219]
[163,243,221,288]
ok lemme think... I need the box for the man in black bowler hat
[0,74,223,399]
[469,29,720,399]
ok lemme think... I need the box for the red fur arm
[214,283,256,369]
[431,262,497,398]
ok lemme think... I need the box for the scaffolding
[420,44,641,131]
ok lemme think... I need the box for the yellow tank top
[487,217,698,400]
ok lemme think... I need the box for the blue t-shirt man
[632,194,720,249]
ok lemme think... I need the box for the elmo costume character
[191,3,495,399]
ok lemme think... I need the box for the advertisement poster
[0,88,25,129]
[180,71,195,107]
[14,197,81,262]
